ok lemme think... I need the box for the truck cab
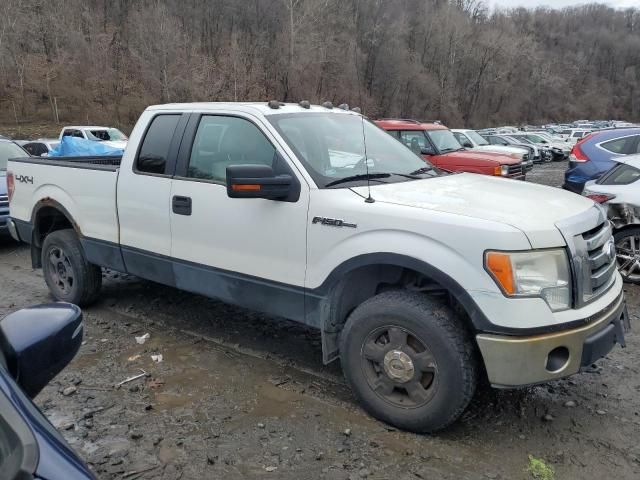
[376,119,526,180]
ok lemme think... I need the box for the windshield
[466,130,489,146]
[525,134,546,143]
[86,128,127,142]
[428,130,462,153]
[0,142,26,170]
[267,113,438,188]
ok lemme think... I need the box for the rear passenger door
[168,112,309,321]
[117,112,189,282]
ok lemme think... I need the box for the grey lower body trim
[113,243,308,326]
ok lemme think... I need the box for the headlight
[493,165,510,176]
[485,249,572,311]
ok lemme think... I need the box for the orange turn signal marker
[231,184,261,191]
[486,252,515,295]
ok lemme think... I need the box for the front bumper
[0,214,9,236]
[477,291,628,387]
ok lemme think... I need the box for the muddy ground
[1,161,639,479]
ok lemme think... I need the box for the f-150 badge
[312,216,357,228]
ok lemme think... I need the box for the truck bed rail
[9,156,122,171]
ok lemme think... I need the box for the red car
[375,119,525,180]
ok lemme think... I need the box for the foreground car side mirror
[0,304,83,398]
[226,164,299,202]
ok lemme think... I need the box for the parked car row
[375,119,530,179]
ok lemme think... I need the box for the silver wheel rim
[616,233,640,282]
[48,247,75,295]
[361,325,438,408]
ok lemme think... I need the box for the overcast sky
[487,0,638,9]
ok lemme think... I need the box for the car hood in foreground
[351,172,595,248]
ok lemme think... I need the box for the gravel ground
[1,161,638,480]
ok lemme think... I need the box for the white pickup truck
[6,102,629,432]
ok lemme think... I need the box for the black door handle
[172,195,192,215]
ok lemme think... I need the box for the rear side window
[597,163,640,185]
[136,115,181,174]
[600,136,636,154]
[23,143,48,156]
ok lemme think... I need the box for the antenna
[360,115,375,203]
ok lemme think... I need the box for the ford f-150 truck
[6,102,629,432]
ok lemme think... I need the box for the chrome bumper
[6,218,20,241]
[477,292,627,387]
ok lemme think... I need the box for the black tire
[339,291,478,433]
[42,229,102,306]
[614,227,640,285]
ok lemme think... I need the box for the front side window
[268,113,436,188]
[187,116,276,184]
[136,114,181,174]
[399,130,430,154]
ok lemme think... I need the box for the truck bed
[8,155,122,244]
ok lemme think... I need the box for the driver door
[169,113,309,320]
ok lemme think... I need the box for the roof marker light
[268,100,281,109]
[299,100,311,109]
[338,103,349,110]
[322,101,333,109]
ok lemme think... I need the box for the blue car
[563,128,640,193]
[0,304,95,479]
[1,140,29,237]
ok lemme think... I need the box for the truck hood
[442,149,521,165]
[472,145,527,156]
[351,173,595,248]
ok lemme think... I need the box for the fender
[307,252,494,364]
[24,199,81,269]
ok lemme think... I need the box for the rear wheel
[42,229,102,305]
[614,227,640,284]
[339,291,478,433]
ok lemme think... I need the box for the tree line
[0,0,638,130]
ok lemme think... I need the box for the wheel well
[321,264,471,363]
[30,205,76,268]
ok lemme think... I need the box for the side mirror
[462,141,473,148]
[226,165,296,201]
[0,304,83,398]
[420,147,436,156]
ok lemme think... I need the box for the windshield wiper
[325,173,391,188]
[409,166,435,175]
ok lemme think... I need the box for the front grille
[556,206,617,308]
[507,163,523,176]
[0,194,8,210]
[581,221,617,302]
[522,153,530,161]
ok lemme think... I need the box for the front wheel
[42,229,102,305]
[614,227,640,284]
[339,291,478,433]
